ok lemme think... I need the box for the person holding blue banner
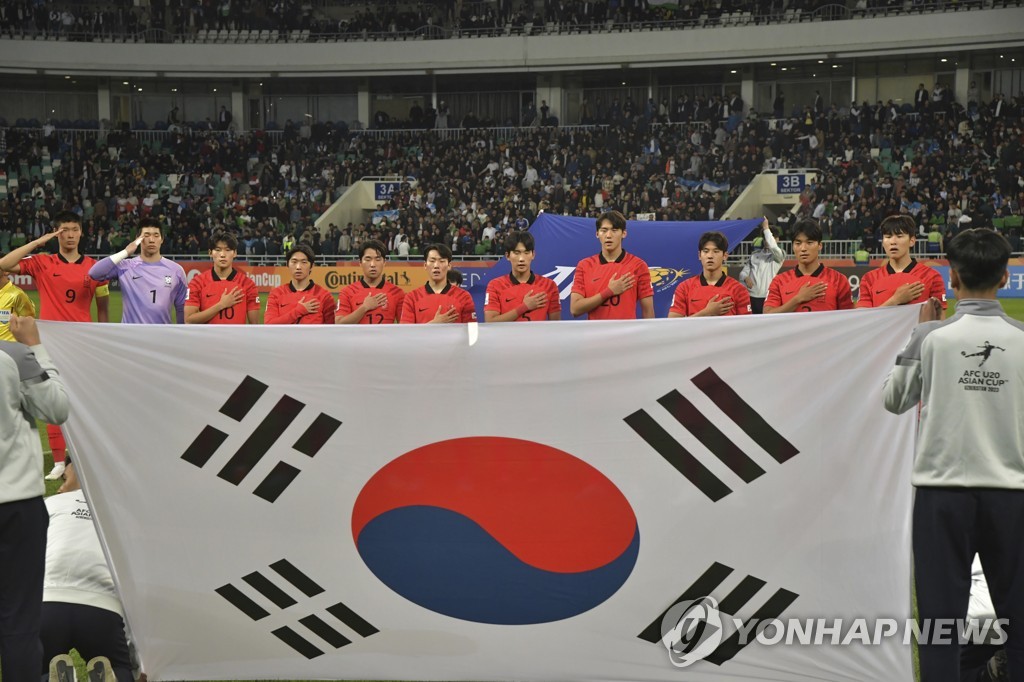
[569,211,654,320]
[667,231,751,317]
[739,218,785,314]
[484,231,561,323]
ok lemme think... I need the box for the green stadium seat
[992,218,1006,230]
[1004,215,1023,229]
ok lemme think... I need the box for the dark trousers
[750,296,765,314]
[914,487,1024,681]
[40,602,133,682]
[962,643,1003,681]
[0,496,48,682]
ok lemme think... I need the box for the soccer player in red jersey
[335,240,406,324]
[400,243,477,324]
[668,231,751,317]
[857,215,947,311]
[184,231,260,325]
[264,245,335,324]
[569,211,654,320]
[0,211,109,479]
[764,218,854,314]
[485,230,561,322]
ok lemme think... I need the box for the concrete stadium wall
[0,8,1020,77]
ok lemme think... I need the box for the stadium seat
[1004,215,1023,229]
[993,218,1006,230]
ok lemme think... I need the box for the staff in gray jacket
[884,228,1024,681]
[0,315,69,682]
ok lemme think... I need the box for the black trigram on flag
[217,559,379,659]
[181,375,341,502]
[624,368,799,502]
[637,561,799,666]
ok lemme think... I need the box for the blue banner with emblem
[931,265,1024,299]
[464,215,761,318]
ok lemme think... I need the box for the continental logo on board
[321,269,413,289]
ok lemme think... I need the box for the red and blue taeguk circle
[351,437,640,625]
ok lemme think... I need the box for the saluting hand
[125,235,143,257]
[36,227,65,246]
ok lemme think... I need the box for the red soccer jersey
[669,274,752,316]
[400,283,477,324]
[765,264,854,313]
[335,279,406,324]
[264,282,335,324]
[570,251,654,320]
[857,260,948,309]
[19,253,106,322]
[484,272,561,321]
[185,268,260,324]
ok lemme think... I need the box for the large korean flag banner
[42,308,918,681]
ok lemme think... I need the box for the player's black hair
[138,217,164,234]
[208,230,238,251]
[698,231,728,252]
[504,230,535,254]
[424,243,452,261]
[879,215,916,237]
[596,210,627,232]
[286,244,315,263]
[447,269,463,286]
[359,239,388,260]
[52,211,82,228]
[791,218,822,243]
[947,228,1011,291]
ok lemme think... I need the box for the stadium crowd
[1,89,1022,260]
[0,0,997,40]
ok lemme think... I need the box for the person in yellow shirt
[0,270,36,341]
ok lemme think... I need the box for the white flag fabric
[40,307,919,681]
